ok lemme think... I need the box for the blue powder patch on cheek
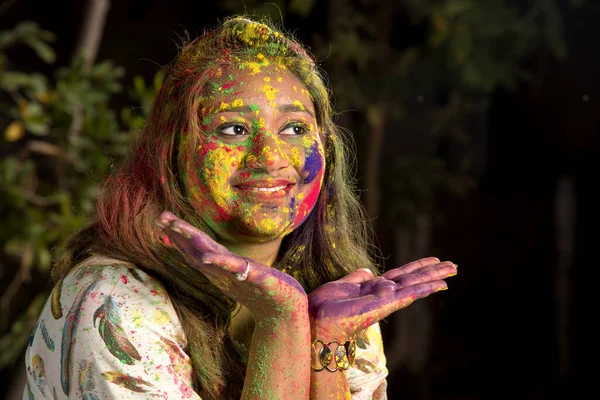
[303,142,323,184]
[289,197,296,219]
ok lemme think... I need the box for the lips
[233,179,295,200]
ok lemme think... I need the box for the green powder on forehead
[248,104,260,112]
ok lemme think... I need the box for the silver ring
[235,261,250,281]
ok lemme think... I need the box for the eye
[280,123,308,136]
[220,124,249,136]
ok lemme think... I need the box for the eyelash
[218,122,308,137]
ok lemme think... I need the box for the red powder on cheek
[293,168,324,226]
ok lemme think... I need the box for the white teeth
[245,185,286,192]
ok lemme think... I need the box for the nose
[244,132,290,172]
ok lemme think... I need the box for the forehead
[203,63,315,110]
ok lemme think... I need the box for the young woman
[24,16,457,399]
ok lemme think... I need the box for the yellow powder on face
[232,98,244,107]
[257,117,265,128]
[233,116,246,123]
[297,193,305,200]
[262,84,277,101]
[309,123,314,132]
[260,217,279,232]
[290,147,302,168]
[216,101,230,112]
[277,77,283,82]
[244,61,263,75]
[205,147,236,209]
[292,99,305,110]
[302,135,313,148]
[220,116,228,122]
[293,86,298,91]
[263,77,271,82]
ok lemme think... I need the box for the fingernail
[155,220,167,229]
[170,226,184,235]
[359,268,374,274]
[437,286,448,291]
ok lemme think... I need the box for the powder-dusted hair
[52,16,377,400]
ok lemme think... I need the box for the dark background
[1,0,597,398]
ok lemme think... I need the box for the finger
[392,263,457,289]
[201,252,254,280]
[359,277,396,296]
[158,210,179,224]
[382,259,453,281]
[336,268,375,284]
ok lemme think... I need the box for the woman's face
[179,63,325,244]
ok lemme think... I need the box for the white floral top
[24,256,388,399]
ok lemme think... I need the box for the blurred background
[0,0,596,398]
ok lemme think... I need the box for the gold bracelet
[311,338,356,372]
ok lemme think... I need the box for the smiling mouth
[240,185,288,192]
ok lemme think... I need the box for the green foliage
[0,22,162,370]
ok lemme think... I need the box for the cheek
[292,141,325,226]
[186,137,243,207]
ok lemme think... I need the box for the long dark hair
[52,16,378,399]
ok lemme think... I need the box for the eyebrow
[220,104,315,118]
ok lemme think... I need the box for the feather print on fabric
[40,320,55,351]
[60,279,98,396]
[31,354,48,396]
[101,371,157,392]
[127,267,146,283]
[356,330,370,349]
[51,276,64,319]
[158,336,188,373]
[93,295,141,365]
[354,358,378,374]
[78,359,100,400]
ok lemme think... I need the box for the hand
[308,257,457,340]
[156,211,307,320]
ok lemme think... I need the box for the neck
[221,237,283,267]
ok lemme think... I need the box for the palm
[157,211,306,319]
[308,258,457,340]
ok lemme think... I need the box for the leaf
[101,371,156,393]
[289,0,317,16]
[93,296,141,365]
[4,120,25,142]
[37,246,52,271]
[60,279,98,395]
[24,37,56,63]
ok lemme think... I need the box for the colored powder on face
[289,147,302,168]
[248,103,261,117]
[292,99,305,110]
[261,84,277,101]
[289,197,296,220]
[303,142,324,184]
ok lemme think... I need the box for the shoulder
[25,256,196,399]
